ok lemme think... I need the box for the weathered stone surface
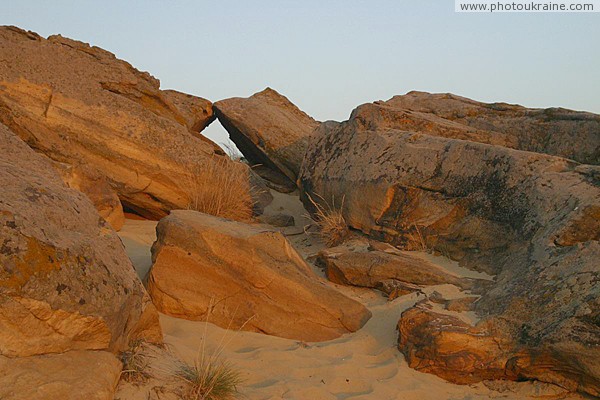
[318,245,476,291]
[51,161,125,231]
[0,350,121,400]
[398,304,600,396]
[214,88,319,185]
[258,212,295,227]
[299,103,600,395]
[148,210,371,341]
[0,125,162,357]
[161,89,215,134]
[0,26,248,219]
[353,91,600,164]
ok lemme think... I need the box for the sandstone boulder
[0,26,252,219]
[317,243,477,294]
[161,89,215,134]
[352,91,599,164]
[0,350,121,400]
[148,210,371,341]
[51,161,125,231]
[214,88,319,186]
[299,105,600,395]
[0,124,162,357]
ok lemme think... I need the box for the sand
[116,191,582,400]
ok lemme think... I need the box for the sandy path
[117,191,581,399]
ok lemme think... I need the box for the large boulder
[0,124,162,357]
[147,210,371,341]
[0,350,122,400]
[298,106,600,395]
[0,26,252,219]
[317,242,479,293]
[214,88,319,186]
[50,161,125,231]
[352,91,599,164]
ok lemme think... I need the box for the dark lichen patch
[0,235,65,290]
[56,283,69,294]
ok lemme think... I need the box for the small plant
[176,357,243,400]
[405,224,428,251]
[183,156,254,222]
[120,339,152,384]
[306,193,349,247]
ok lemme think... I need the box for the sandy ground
[116,191,582,400]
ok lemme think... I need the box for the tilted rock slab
[0,350,122,400]
[318,245,478,293]
[148,210,371,341]
[214,88,319,185]
[298,109,600,395]
[352,91,600,164]
[0,26,240,219]
[0,124,162,357]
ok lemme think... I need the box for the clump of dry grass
[405,224,428,251]
[175,357,242,400]
[306,193,349,247]
[183,156,254,222]
[119,340,152,384]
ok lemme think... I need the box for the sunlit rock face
[299,94,600,396]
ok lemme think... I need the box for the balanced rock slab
[0,124,161,357]
[214,88,319,185]
[148,210,371,341]
[0,350,121,400]
[0,26,246,219]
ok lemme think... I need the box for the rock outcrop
[0,26,253,219]
[0,350,122,400]
[50,161,125,231]
[214,88,319,186]
[351,91,599,164]
[0,124,162,357]
[148,210,371,341]
[299,100,600,395]
[317,241,479,295]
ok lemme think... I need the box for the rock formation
[0,350,122,400]
[299,98,600,396]
[214,88,319,187]
[351,91,599,164]
[148,210,372,341]
[0,26,255,220]
[50,161,125,230]
[317,241,479,295]
[0,124,162,357]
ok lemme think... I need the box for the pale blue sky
[3,0,599,145]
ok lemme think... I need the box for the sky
[2,0,599,147]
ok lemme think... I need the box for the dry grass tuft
[183,156,254,222]
[175,357,242,400]
[119,340,152,384]
[405,224,428,251]
[306,193,349,247]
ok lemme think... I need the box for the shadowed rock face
[0,124,162,357]
[214,88,319,186]
[298,101,600,395]
[352,91,600,165]
[0,26,242,219]
[148,210,372,342]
